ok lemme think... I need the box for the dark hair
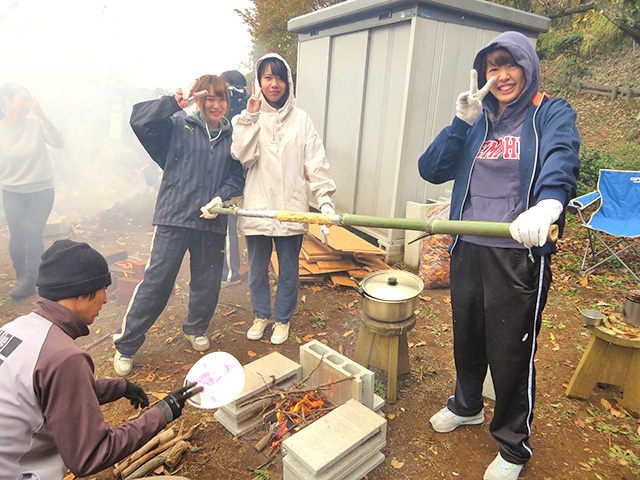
[0,83,29,119]
[220,70,247,87]
[194,74,230,115]
[257,57,289,105]
[479,48,518,85]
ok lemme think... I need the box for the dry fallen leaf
[343,329,355,337]
[302,334,316,342]
[387,413,396,420]
[580,277,589,286]
[338,344,344,354]
[146,372,156,381]
[391,459,404,469]
[248,350,258,357]
[601,398,612,410]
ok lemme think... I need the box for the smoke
[0,0,252,217]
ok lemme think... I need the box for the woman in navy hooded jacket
[419,32,580,479]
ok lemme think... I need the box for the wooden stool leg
[398,332,410,375]
[566,336,601,399]
[622,349,640,416]
[354,324,375,368]
[387,335,400,404]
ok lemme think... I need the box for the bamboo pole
[206,207,559,242]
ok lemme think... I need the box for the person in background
[112,75,244,377]
[0,239,201,479]
[418,31,580,480]
[214,53,336,345]
[0,83,64,300]
[219,69,251,288]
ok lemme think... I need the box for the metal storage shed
[288,0,550,257]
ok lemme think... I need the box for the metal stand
[354,315,416,404]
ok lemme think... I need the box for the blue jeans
[246,235,303,324]
[114,225,225,356]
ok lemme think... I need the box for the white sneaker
[484,453,524,480]
[247,317,272,340]
[429,406,484,433]
[184,334,210,352]
[113,352,133,377]
[270,322,290,345]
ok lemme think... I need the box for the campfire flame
[269,392,329,450]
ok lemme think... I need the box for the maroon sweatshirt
[0,298,167,478]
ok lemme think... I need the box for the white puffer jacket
[231,53,336,236]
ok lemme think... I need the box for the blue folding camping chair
[569,169,640,281]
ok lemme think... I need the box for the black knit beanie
[36,239,112,301]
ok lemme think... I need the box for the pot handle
[349,277,364,295]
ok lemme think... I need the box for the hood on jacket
[472,31,540,117]
[255,52,296,115]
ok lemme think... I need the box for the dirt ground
[0,191,638,480]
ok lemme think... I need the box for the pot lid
[360,270,424,301]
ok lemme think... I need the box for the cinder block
[373,394,385,417]
[282,399,386,478]
[233,352,301,405]
[220,380,296,424]
[214,406,264,437]
[283,433,385,480]
[300,340,374,409]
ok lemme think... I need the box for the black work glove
[124,379,150,409]
[156,381,203,422]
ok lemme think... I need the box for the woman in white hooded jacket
[230,53,336,345]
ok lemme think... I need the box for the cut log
[165,439,191,468]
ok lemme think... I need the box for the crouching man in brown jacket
[0,239,200,479]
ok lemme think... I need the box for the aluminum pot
[353,270,424,323]
[622,289,640,326]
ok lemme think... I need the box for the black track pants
[446,240,551,464]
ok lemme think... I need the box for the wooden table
[354,315,416,404]
[565,324,640,415]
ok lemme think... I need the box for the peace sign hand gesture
[246,80,262,114]
[455,69,496,126]
[175,78,207,108]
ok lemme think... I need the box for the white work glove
[319,203,335,246]
[200,196,223,219]
[509,199,563,248]
[456,70,496,126]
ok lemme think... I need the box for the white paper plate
[184,351,245,409]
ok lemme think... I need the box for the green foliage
[235,0,344,76]
[248,462,274,479]
[577,147,640,195]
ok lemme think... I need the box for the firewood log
[165,440,191,468]
[119,424,199,478]
[123,450,169,479]
[113,428,175,476]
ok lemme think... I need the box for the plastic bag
[418,202,451,289]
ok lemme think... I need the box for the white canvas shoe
[270,322,290,345]
[247,317,272,340]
